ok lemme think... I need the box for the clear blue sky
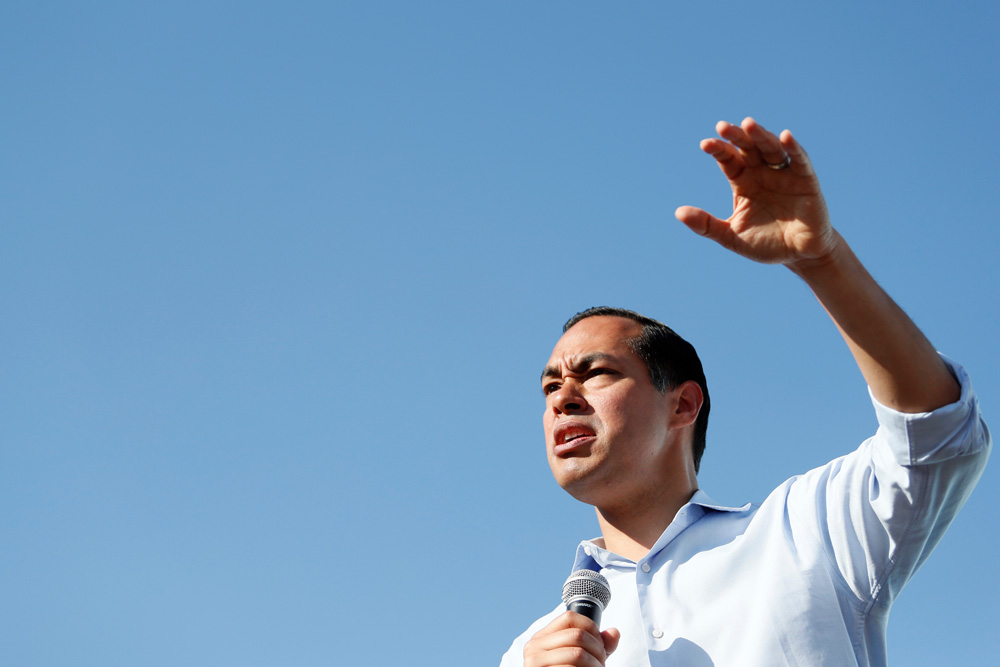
[2,2,997,665]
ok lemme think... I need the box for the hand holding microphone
[523,570,619,667]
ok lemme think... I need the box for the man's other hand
[523,611,621,667]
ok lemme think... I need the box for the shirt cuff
[869,355,988,466]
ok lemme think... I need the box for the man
[500,118,990,666]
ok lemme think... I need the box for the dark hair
[563,306,710,473]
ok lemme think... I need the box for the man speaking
[500,118,991,666]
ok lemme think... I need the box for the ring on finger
[765,154,792,170]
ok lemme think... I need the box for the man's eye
[543,383,560,395]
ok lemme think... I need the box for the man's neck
[595,486,698,562]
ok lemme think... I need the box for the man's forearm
[790,232,959,413]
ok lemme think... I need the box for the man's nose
[552,382,588,414]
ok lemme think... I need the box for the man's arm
[675,118,958,412]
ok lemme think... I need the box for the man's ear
[669,380,704,429]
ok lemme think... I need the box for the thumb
[602,627,621,657]
[674,205,729,241]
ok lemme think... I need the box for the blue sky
[2,2,998,665]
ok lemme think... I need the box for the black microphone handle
[567,598,603,626]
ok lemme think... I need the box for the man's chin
[551,464,607,505]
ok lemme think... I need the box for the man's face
[541,316,680,509]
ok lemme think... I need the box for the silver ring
[766,155,791,170]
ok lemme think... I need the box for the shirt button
[652,628,664,639]
[641,563,651,573]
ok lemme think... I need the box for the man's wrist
[786,230,852,285]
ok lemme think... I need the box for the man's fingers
[699,138,746,181]
[523,612,610,666]
[529,611,600,639]
[779,129,816,178]
[525,640,606,667]
[602,628,621,656]
[742,117,789,168]
[716,120,754,151]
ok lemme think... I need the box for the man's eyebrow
[540,365,561,382]
[540,353,615,383]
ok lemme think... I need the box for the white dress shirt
[501,358,990,666]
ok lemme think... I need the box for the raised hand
[675,117,839,269]
[676,117,959,412]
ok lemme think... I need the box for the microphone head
[561,569,611,610]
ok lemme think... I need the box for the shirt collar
[570,490,753,571]
[687,489,753,513]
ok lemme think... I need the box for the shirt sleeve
[785,355,991,608]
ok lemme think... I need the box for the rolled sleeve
[783,354,990,609]
[869,355,991,466]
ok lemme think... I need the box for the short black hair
[562,306,710,473]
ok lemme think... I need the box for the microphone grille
[561,569,611,608]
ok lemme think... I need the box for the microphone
[561,569,611,626]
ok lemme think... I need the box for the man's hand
[676,116,959,412]
[675,117,839,270]
[523,611,621,667]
